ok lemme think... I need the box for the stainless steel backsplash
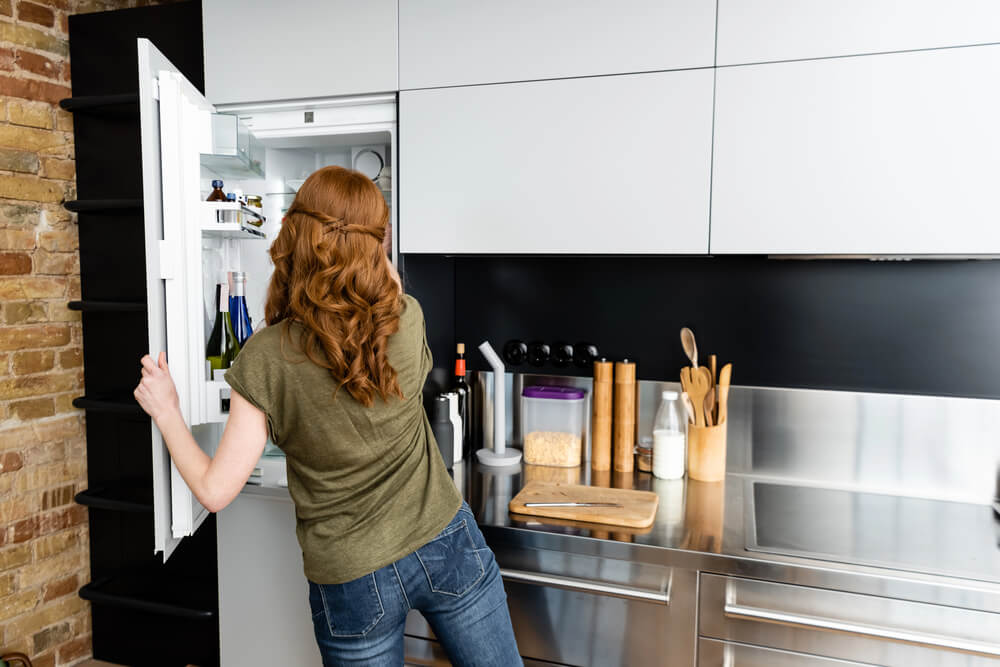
[474,372,1000,505]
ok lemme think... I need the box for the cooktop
[745,482,1000,583]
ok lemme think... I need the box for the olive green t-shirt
[224,294,462,585]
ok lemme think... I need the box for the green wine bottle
[206,282,239,376]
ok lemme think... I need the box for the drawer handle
[724,603,1000,658]
[500,568,669,605]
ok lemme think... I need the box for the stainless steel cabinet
[698,638,871,666]
[710,44,1000,255]
[201,0,397,104]
[717,0,1000,65]
[699,574,1000,666]
[502,549,694,666]
[399,0,716,89]
[400,70,714,255]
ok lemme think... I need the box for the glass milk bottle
[652,391,686,479]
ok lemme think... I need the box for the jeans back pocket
[415,518,486,597]
[311,573,385,638]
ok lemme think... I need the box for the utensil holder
[687,422,727,482]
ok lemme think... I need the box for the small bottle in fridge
[229,271,253,347]
[652,391,686,480]
[206,179,227,202]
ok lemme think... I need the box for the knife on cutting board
[524,502,624,508]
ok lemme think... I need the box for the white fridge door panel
[137,38,215,560]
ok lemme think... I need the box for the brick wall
[0,1,162,665]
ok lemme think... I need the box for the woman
[134,166,522,666]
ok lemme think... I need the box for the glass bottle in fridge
[522,386,587,467]
[206,179,227,201]
[229,271,253,346]
[652,390,686,479]
[205,282,239,377]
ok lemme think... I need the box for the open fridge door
[138,38,216,560]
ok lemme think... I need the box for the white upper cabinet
[202,0,397,105]
[399,0,716,90]
[710,45,1000,255]
[717,0,1000,65]
[400,70,714,254]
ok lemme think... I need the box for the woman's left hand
[134,352,180,423]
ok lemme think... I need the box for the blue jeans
[308,502,523,666]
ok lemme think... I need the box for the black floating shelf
[80,574,216,620]
[64,199,142,214]
[68,300,147,313]
[72,395,145,415]
[76,481,153,513]
[59,93,138,112]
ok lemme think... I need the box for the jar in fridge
[522,386,587,467]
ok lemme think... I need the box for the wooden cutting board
[509,481,659,528]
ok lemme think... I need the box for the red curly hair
[265,165,402,407]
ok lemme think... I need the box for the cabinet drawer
[698,638,870,667]
[699,574,1000,666]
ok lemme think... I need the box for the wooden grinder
[591,360,613,471]
[613,360,636,472]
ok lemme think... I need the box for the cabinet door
[399,0,715,89]
[217,492,321,667]
[138,38,218,559]
[400,71,714,254]
[711,45,1000,255]
[202,0,397,105]
[717,0,1000,65]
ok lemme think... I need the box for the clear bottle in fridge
[652,390,686,480]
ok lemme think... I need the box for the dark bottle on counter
[206,283,240,377]
[452,343,472,459]
[206,179,227,202]
[430,395,454,470]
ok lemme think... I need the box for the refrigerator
[136,38,398,560]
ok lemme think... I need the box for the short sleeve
[224,332,281,440]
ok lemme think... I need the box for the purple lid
[523,386,586,400]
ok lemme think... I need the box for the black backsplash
[401,254,1000,399]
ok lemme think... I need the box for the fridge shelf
[76,480,153,513]
[80,572,216,620]
[202,201,267,240]
[201,222,266,240]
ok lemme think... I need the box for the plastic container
[522,386,587,467]
[652,390,686,479]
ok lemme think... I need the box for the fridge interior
[199,131,393,344]
[196,112,395,446]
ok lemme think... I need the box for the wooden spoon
[703,386,715,427]
[717,363,732,425]
[681,391,696,425]
[687,366,712,427]
[680,327,698,368]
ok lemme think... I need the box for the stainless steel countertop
[457,460,1000,606]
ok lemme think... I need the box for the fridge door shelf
[201,112,265,179]
[202,202,267,239]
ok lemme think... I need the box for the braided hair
[265,166,402,407]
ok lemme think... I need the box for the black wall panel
[405,255,1000,399]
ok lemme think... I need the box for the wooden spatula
[717,363,732,425]
[687,366,712,427]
